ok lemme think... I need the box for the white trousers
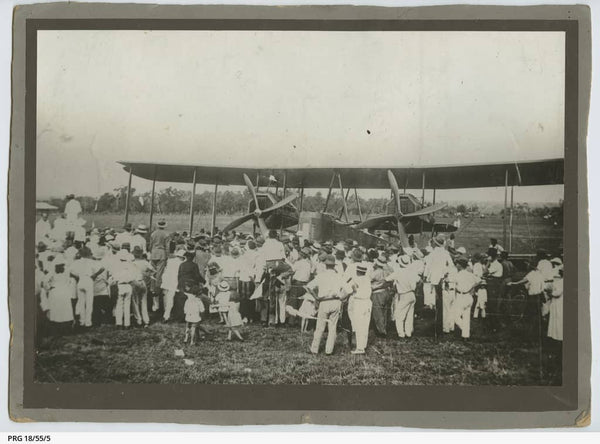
[442,289,456,333]
[473,288,487,318]
[311,300,341,354]
[393,292,416,337]
[163,289,176,321]
[115,284,132,327]
[76,276,94,327]
[349,298,372,351]
[131,281,150,325]
[453,293,474,338]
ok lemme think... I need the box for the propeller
[223,173,298,236]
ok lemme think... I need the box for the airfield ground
[34,214,563,385]
[35,308,562,385]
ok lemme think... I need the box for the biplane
[118,158,564,249]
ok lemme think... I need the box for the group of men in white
[34,195,564,357]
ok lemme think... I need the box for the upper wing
[119,158,563,190]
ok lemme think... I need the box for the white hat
[218,281,230,291]
[551,257,563,265]
[456,246,467,255]
[397,255,411,267]
[175,249,186,258]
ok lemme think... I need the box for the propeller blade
[257,217,269,238]
[222,213,256,233]
[354,214,396,230]
[401,202,447,218]
[260,193,298,215]
[396,216,409,248]
[243,173,261,210]
[387,170,403,216]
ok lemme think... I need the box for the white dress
[43,273,75,323]
[547,278,563,341]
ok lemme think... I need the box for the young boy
[183,282,210,345]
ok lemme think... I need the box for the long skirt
[547,296,563,341]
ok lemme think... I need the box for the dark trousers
[371,289,391,335]
[239,280,255,320]
[92,295,113,325]
[434,283,443,337]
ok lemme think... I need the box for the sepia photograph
[31,25,568,388]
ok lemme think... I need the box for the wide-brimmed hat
[121,242,131,251]
[375,257,387,267]
[551,257,563,265]
[456,246,467,255]
[323,254,336,265]
[218,281,230,291]
[157,220,167,228]
[432,234,445,247]
[136,224,148,234]
[174,249,186,258]
[356,264,368,274]
[455,256,469,268]
[397,255,411,267]
[93,248,106,260]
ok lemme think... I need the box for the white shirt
[36,219,52,240]
[525,269,545,295]
[130,234,147,253]
[261,238,286,261]
[424,246,452,284]
[115,231,134,248]
[238,249,259,281]
[65,199,82,220]
[472,262,486,279]
[306,268,352,299]
[386,267,420,294]
[488,260,503,278]
[455,269,479,294]
[349,275,372,300]
[537,259,554,281]
[69,258,99,279]
[292,258,312,282]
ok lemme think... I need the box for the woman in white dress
[547,265,563,341]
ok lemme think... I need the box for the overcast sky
[36,30,565,203]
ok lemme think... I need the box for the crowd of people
[35,197,564,356]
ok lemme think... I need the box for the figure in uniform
[304,254,352,355]
[386,255,420,339]
[347,264,372,354]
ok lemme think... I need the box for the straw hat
[218,281,230,291]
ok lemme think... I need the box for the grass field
[80,212,562,255]
[35,310,561,385]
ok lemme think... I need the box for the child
[183,282,206,345]
[215,281,244,341]
[472,254,488,319]
[298,293,317,333]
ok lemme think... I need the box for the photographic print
[33,27,565,386]
[8,3,591,426]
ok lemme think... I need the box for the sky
[36,30,565,203]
